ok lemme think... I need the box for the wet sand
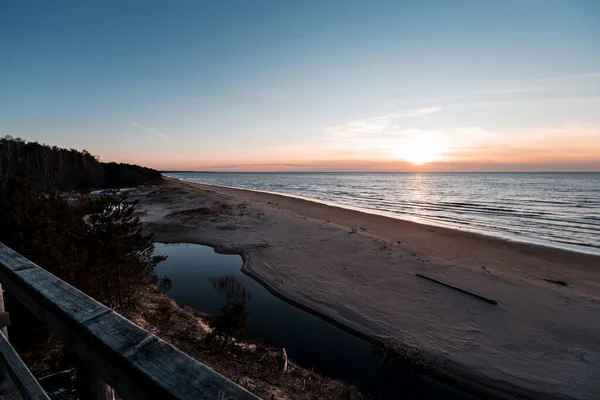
[137,177,600,399]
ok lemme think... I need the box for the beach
[138,177,600,399]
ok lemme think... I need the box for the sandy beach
[137,177,600,399]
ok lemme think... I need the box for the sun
[390,131,445,165]
[402,139,441,165]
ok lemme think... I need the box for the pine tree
[0,176,166,310]
[84,193,165,308]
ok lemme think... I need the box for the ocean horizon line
[159,170,600,174]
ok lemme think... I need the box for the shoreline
[156,238,505,400]
[158,180,582,399]
[165,176,600,257]
[138,177,600,400]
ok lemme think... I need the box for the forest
[0,137,168,397]
[0,136,162,192]
[0,136,165,308]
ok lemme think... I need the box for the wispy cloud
[412,72,600,107]
[129,121,173,141]
[479,72,600,95]
[324,107,442,138]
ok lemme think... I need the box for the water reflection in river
[208,275,251,303]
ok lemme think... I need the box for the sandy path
[137,178,600,400]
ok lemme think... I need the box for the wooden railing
[0,243,260,400]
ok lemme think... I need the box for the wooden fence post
[0,283,7,382]
[0,283,8,341]
[76,360,115,400]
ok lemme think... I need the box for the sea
[166,172,600,255]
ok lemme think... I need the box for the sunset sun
[391,131,446,165]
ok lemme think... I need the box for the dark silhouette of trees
[0,136,161,192]
[207,300,249,350]
[0,136,166,310]
[84,194,166,308]
[0,176,89,283]
[0,176,165,310]
[103,162,162,188]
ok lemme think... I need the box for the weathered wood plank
[0,330,49,400]
[0,243,259,400]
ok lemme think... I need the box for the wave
[168,172,600,254]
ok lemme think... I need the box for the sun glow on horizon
[390,130,447,165]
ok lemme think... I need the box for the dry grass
[124,287,369,400]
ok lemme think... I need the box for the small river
[154,243,478,400]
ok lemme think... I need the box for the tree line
[0,136,169,397]
[0,136,161,192]
[0,136,165,309]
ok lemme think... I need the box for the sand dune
[137,177,600,399]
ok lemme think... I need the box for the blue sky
[1,0,599,171]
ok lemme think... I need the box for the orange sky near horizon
[106,121,600,172]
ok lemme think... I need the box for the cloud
[324,107,442,138]
[129,121,173,141]
[386,107,443,118]
[412,72,600,107]
[479,72,600,95]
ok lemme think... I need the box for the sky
[1,0,599,172]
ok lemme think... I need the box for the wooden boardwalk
[0,243,260,400]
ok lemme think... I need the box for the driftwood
[415,273,498,305]
[543,278,568,287]
[0,242,259,400]
[281,348,288,373]
[37,368,74,382]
